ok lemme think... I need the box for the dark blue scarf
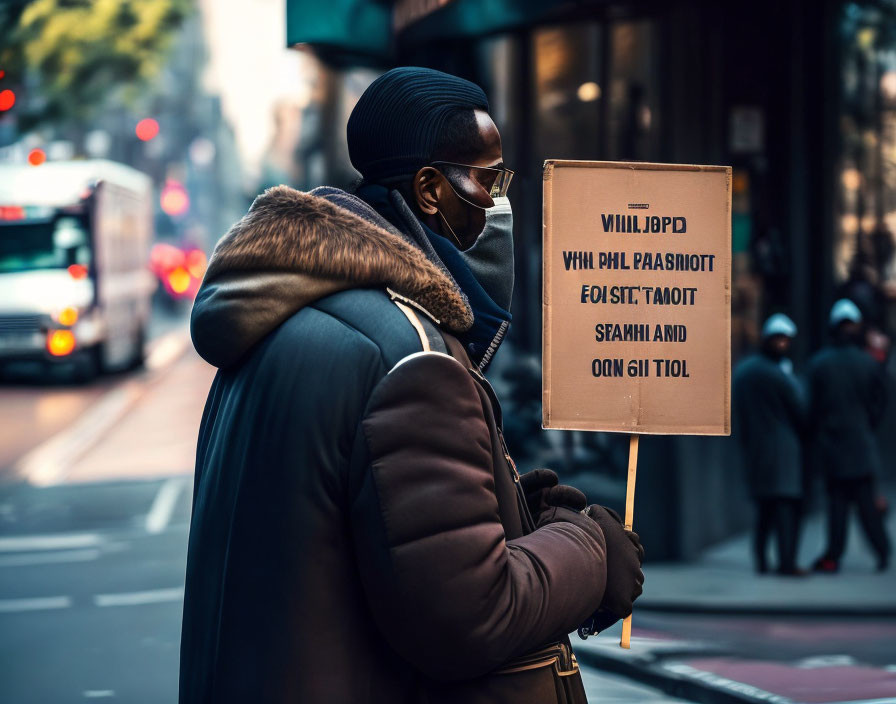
[357,184,511,366]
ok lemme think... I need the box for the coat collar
[191,186,473,368]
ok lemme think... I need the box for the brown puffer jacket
[180,186,608,703]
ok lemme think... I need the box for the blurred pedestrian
[180,67,643,704]
[809,299,891,573]
[733,313,807,576]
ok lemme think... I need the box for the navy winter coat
[808,342,887,480]
[179,186,608,704]
[733,353,806,498]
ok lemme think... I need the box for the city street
[0,309,893,702]
[0,310,209,702]
[0,312,688,703]
[4,1,896,703]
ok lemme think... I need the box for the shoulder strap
[392,300,448,354]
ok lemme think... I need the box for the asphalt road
[0,479,191,703]
[0,306,204,703]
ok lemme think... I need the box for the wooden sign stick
[620,434,639,649]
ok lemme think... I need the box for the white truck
[0,160,155,380]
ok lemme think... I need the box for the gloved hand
[519,469,587,521]
[578,505,644,637]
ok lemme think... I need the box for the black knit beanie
[347,66,490,183]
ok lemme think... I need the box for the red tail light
[68,264,88,279]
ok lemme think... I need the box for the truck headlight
[47,330,76,356]
[53,307,79,327]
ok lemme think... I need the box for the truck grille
[0,315,43,334]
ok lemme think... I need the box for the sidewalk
[575,630,896,704]
[637,482,896,616]
[63,348,215,483]
[569,484,896,704]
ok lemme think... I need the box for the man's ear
[412,166,444,215]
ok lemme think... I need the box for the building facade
[287,0,896,559]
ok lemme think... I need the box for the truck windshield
[0,215,92,274]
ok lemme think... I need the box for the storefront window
[532,23,604,162]
[607,20,659,161]
[837,2,896,337]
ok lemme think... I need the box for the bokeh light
[56,307,79,327]
[167,267,191,294]
[67,264,89,280]
[0,89,16,111]
[46,330,76,357]
[160,180,190,216]
[135,118,160,141]
[841,168,862,191]
[28,148,46,166]
[185,249,207,279]
[576,82,601,102]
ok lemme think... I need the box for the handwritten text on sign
[542,161,731,435]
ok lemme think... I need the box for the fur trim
[204,186,473,332]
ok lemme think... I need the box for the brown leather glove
[578,505,644,636]
[519,469,587,521]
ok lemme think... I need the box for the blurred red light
[0,206,25,220]
[185,249,207,279]
[68,264,89,280]
[150,242,185,273]
[135,118,159,141]
[0,70,5,79]
[28,149,46,166]
[0,89,16,111]
[160,181,189,216]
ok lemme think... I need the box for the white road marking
[0,548,101,567]
[145,477,186,534]
[145,330,188,371]
[83,690,115,698]
[0,532,103,552]
[0,596,72,613]
[16,384,142,486]
[13,327,189,487]
[94,587,183,607]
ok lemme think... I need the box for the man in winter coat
[179,67,645,704]
[809,299,891,573]
[733,314,806,575]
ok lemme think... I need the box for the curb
[635,600,896,618]
[575,642,790,704]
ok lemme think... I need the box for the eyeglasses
[430,161,514,199]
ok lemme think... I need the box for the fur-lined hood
[191,186,473,368]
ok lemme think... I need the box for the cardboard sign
[543,160,731,435]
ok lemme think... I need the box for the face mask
[460,196,514,311]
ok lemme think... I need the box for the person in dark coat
[809,299,891,573]
[733,313,806,575]
[179,67,644,704]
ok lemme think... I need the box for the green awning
[285,0,587,62]
[398,0,576,43]
[286,0,392,62]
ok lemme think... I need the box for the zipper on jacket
[479,320,509,373]
[468,366,536,533]
[497,428,520,483]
